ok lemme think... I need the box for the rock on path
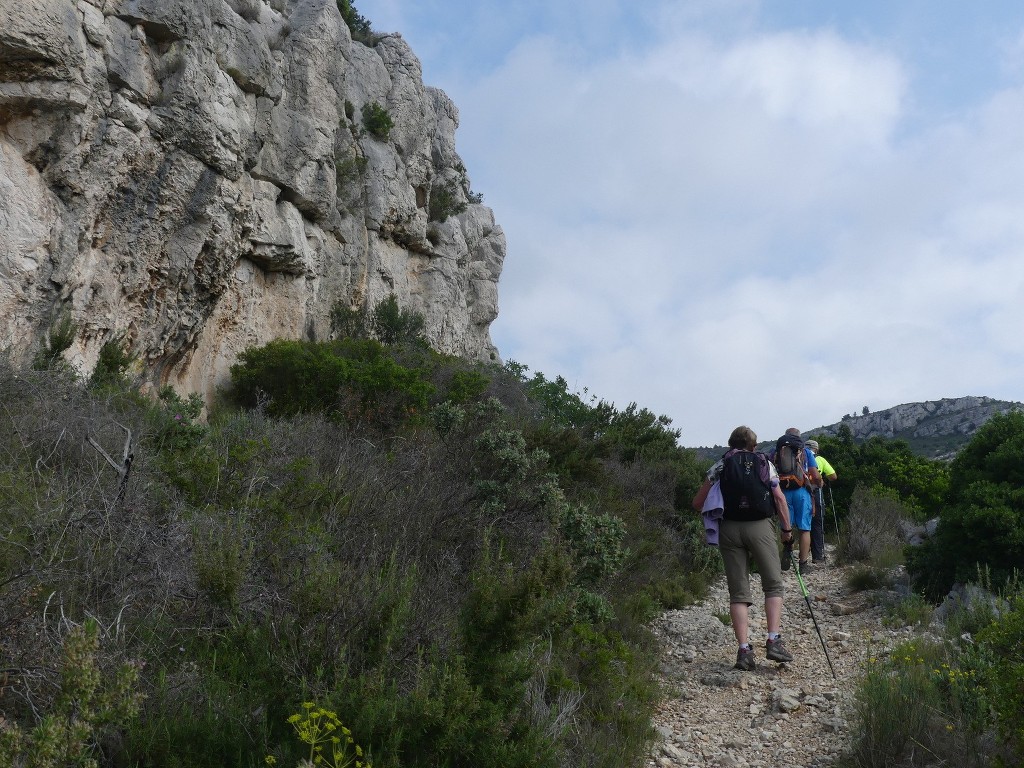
[646,548,920,768]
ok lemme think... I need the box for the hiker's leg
[730,602,750,645]
[764,595,783,635]
[811,489,825,560]
[748,518,785,634]
[719,520,753,645]
[788,489,813,563]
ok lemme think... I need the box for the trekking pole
[795,562,837,679]
[827,484,840,547]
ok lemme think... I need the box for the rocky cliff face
[809,396,1023,454]
[0,0,503,398]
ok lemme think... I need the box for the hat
[806,439,819,451]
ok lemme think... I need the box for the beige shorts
[719,517,784,605]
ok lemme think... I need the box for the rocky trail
[645,547,920,768]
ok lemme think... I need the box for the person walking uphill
[806,439,837,564]
[692,426,795,671]
[771,428,821,574]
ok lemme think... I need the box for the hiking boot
[798,560,811,575]
[766,637,793,663]
[734,646,756,671]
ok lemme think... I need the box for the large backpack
[774,433,806,490]
[719,450,774,521]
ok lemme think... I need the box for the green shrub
[0,620,142,768]
[330,301,367,339]
[149,386,205,453]
[811,430,951,531]
[32,312,76,371]
[123,621,289,768]
[848,638,991,768]
[336,153,368,195]
[89,335,136,390]
[446,369,490,404]
[191,512,252,611]
[976,589,1024,760]
[907,411,1024,600]
[427,179,466,222]
[881,593,934,628]
[838,485,911,565]
[361,101,393,141]
[337,0,374,43]
[845,564,891,592]
[844,579,1024,768]
[370,294,426,347]
[228,338,434,428]
[557,502,626,584]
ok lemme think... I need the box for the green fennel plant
[269,703,371,768]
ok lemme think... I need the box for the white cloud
[366,0,1024,445]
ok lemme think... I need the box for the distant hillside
[806,396,1023,458]
[691,396,1023,461]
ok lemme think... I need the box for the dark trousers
[811,487,825,561]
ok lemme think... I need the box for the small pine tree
[371,294,426,347]
[330,301,367,339]
[32,313,76,371]
[89,336,137,390]
[337,0,373,41]
[361,101,394,141]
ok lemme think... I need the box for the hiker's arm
[817,456,837,483]
[691,479,713,512]
[772,485,793,539]
[807,466,822,487]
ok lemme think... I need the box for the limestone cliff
[692,397,1023,460]
[0,0,503,399]
[809,396,1023,457]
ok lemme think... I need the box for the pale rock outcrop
[810,397,1023,444]
[0,0,503,401]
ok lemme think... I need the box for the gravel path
[646,547,919,768]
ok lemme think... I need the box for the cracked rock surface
[0,0,502,394]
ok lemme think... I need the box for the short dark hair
[728,426,757,450]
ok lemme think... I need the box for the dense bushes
[905,411,1024,600]
[842,411,1024,767]
[0,337,709,767]
[837,486,914,565]
[846,584,1024,768]
[229,338,434,428]
[812,427,950,521]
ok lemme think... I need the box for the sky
[355,0,1024,447]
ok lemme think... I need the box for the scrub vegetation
[2,303,1021,767]
[0,298,711,768]
[824,413,1024,768]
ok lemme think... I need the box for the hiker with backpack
[770,428,821,574]
[806,439,837,564]
[691,426,795,671]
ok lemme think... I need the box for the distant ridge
[690,396,1023,461]
[806,396,1023,458]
